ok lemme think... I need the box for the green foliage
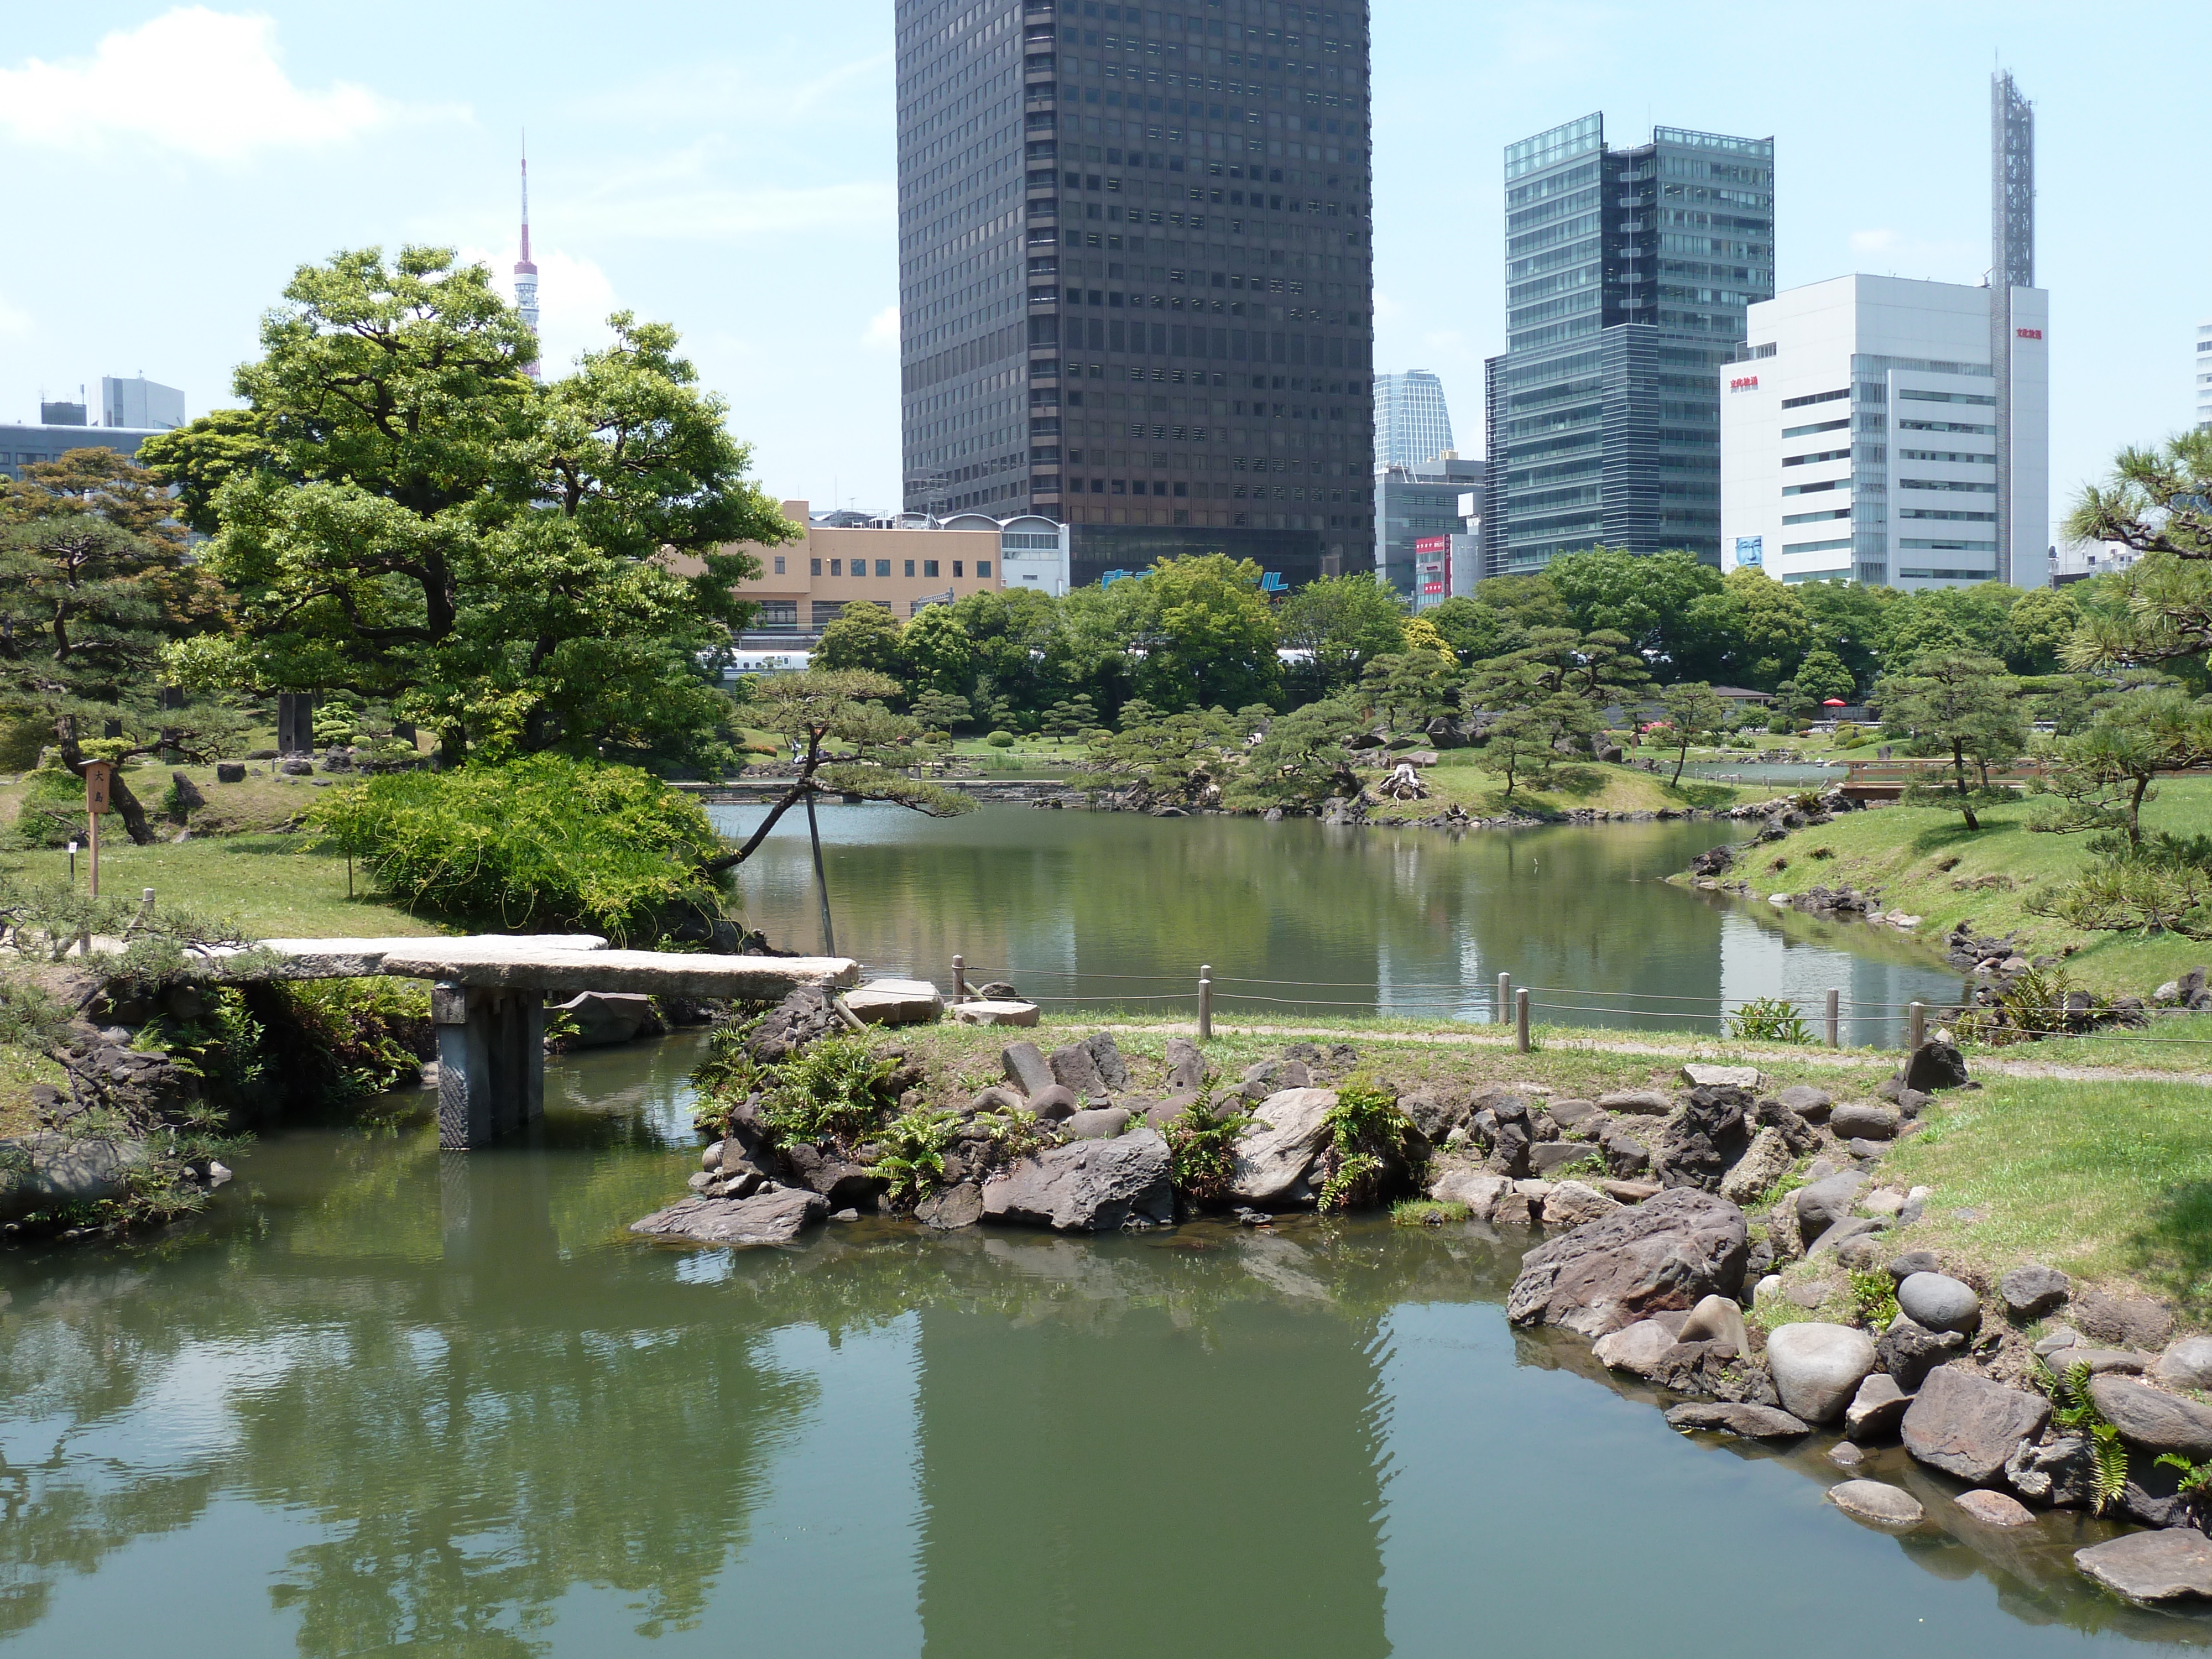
[1657,681,1728,786]
[1109,554,1282,709]
[1080,701,1246,804]
[255,977,432,1103]
[1318,1077,1415,1211]
[2026,831,2212,941]
[813,602,907,674]
[2039,1359,2130,1514]
[1955,964,2104,1047]
[985,729,1015,747]
[2062,430,2212,674]
[1224,698,1363,811]
[4,764,124,849]
[0,978,69,1052]
[873,1106,961,1206]
[1792,649,1856,705]
[1547,546,1725,667]
[757,1036,900,1146]
[305,754,731,941]
[1391,1198,1470,1227]
[2154,1452,2212,1500]
[1276,572,1407,696]
[1877,649,2027,830]
[2031,684,2212,847]
[1728,997,1813,1044]
[1848,1270,1900,1330]
[982,1105,1048,1161]
[1161,1095,1254,1204]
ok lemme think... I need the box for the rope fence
[841,954,2212,1055]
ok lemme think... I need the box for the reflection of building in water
[1717,909,1953,1046]
[914,1271,1390,1655]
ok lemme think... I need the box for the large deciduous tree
[142,247,792,772]
[1546,546,1725,669]
[1110,554,1281,711]
[1275,571,1407,696]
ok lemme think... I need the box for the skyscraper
[1989,71,2033,583]
[895,0,1377,588]
[1372,369,1453,468]
[515,145,541,380]
[2197,319,2212,432]
[1482,113,1774,577]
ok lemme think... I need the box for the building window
[830,558,842,576]
[773,555,786,574]
[977,560,992,577]
[923,559,940,577]
[904,559,916,577]
[952,561,964,577]
[873,559,889,577]
[811,557,822,575]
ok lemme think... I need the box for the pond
[1,1041,2198,1656]
[712,803,1959,1046]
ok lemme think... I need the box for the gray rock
[1999,1263,2071,1321]
[915,1182,985,1230]
[2074,1290,2175,1352]
[1765,1323,1877,1423]
[1680,1063,1761,1089]
[1001,1041,1055,1097]
[1878,1317,1971,1392]
[1400,1088,1467,1142]
[1143,1092,1201,1131]
[2089,1375,2212,1460]
[1048,1042,1106,1101]
[1538,1179,1621,1228]
[0,1133,149,1223]
[964,1084,1027,1118]
[2006,1434,2099,1508]
[1228,1089,1338,1203]
[1597,1089,1672,1113]
[1060,1107,1132,1140]
[2074,1529,2212,1606]
[1650,1085,1754,1193]
[1902,1039,1970,1092]
[1806,1216,1885,1258]
[1428,1167,1511,1220]
[1676,1293,1749,1354]
[1548,1098,1604,1133]
[1665,1402,1809,1439]
[629,1185,827,1245]
[1897,1271,1982,1334]
[1592,1319,1679,1378]
[2033,1325,2084,1358]
[1953,1489,2036,1528]
[1505,1187,1750,1338]
[1774,1084,1832,1121]
[1886,1249,1942,1282]
[1845,1373,1912,1443]
[1719,1126,1793,1206]
[1794,1171,1867,1243]
[1026,1084,1079,1122]
[1827,1479,1924,1527]
[2067,1349,2154,1376]
[1901,1366,2051,1484]
[1829,1101,1901,1141]
[980,1127,1175,1232]
[1163,1036,1206,1093]
[1530,1139,1603,1176]
[2154,1336,2212,1392]
[1828,1441,1865,1469]
[1081,1031,1130,1091]
[549,989,664,1047]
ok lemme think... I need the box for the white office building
[2197,319,2211,431]
[100,375,185,431]
[1720,274,2047,590]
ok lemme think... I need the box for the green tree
[1358,647,1458,736]
[1225,698,1364,811]
[1078,700,1244,805]
[0,450,247,842]
[144,247,789,771]
[1881,584,2021,667]
[1689,567,1809,688]
[909,690,972,737]
[1876,650,2025,831]
[1791,649,1856,706]
[1656,681,1728,786]
[1041,693,1098,743]
[1475,702,1585,800]
[1472,573,1569,638]
[813,601,907,675]
[1275,572,1406,695]
[2007,585,2084,675]
[1796,578,1897,691]
[2032,684,2212,848]
[897,602,976,697]
[1421,595,1503,665]
[1547,546,1725,666]
[1115,555,1281,711]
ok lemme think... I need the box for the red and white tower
[515,141,541,379]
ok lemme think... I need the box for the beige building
[723,501,1005,637]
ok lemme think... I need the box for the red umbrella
[1822,698,1847,707]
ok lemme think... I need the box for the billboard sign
[1734,535,1764,568]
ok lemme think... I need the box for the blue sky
[2,2,2203,527]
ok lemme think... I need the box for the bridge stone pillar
[434,982,546,1149]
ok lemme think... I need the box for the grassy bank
[1361,755,1747,822]
[1702,777,2212,999]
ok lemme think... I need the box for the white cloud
[0,8,452,161]
[862,305,899,350]
[578,51,893,131]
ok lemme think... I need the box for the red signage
[1414,536,1450,555]
[1422,582,1444,594]
[1729,375,1759,391]
[2016,327,2043,340]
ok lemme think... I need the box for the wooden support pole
[952,953,967,1004]
[1497,971,1511,1029]
[1908,1001,1927,1052]
[1825,987,1841,1049]
[1198,964,1213,1042]
[1515,988,1531,1054]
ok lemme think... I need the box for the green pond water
[712,802,1959,1044]
[2,1032,2201,1655]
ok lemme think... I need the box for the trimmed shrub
[306,754,731,942]
[985,730,1015,748]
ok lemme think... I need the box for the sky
[1,2,2204,527]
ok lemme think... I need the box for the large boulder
[549,990,664,1047]
[2073,1290,2175,1352]
[1000,1041,1056,1098]
[1592,1319,1680,1378]
[1901,1366,2051,1484]
[2005,1435,2100,1509]
[1718,1126,1792,1206]
[1048,1042,1107,1101]
[1505,1187,1748,1338]
[629,1185,827,1245]
[1896,1271,1981,1335]
[1229,1088,1338,1203]
[1081,1031,1130,1091]
[981,1127,1173,1233]
[0,1132,148,1223]
[843,979,945,1026]
[2154,1337,2212,1392]
[1877,1317,1970,1392]
[1765,1323,1877,1423]
[1428,1166,1511,1219]
[2088,1375,2212,1461]
[1650,1086,1752,1192]
[2074,1530,2212,1606]
[1901,1039,1970,1092]
[1794,1171,1866,1245]
[915,1182,984,1230]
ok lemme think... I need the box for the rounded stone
[1953,1489,2036,1527]
[1897,1271,1982,1335]
[1766,1322,1879,1424]
[1828,1479,1924,1528]
[2155,1335,2212,1393]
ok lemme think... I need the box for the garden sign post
[82,761,113,899]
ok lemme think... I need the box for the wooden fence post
[1908,1001,1927,1052]
[1825,988,1840,1048]
[1198,965,1213,1041]
[952,953,967,1004]
[1515,988,1531,1055]
[1497,972,1511,1029]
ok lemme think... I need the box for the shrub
[1728,997,1813,1044]
[1318,1076,1415,1210]
[757,1035,899,1146]
[305,754,731,942]
[985,730,1015,748]
[4,766,123,849]
[1162,1095,1253,1203]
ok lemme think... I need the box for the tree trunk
[1671,741,1687,787]
[2127,773,2152,847]
[439,725,467,770]
[56,740,157,846]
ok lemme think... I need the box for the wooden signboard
[82,761,113,896]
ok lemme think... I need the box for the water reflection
[2,1058,2205,1654]
[713,804,1958,1034]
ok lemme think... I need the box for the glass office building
[1372,369,1453,468]
[1481,113,1773,576]
[896,0,1378,589]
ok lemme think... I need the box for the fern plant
[2039,1359,2130,1514]
[1161,1096,1254,1203]
[873,1107,961,1206]
[1317,1077,1415,1211]
[1848,1270,1900,1331]
[757,1036,900,1146]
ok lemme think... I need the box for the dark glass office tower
[1481,113,1773,577]
[896,0,1377,588]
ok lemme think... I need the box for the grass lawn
[1360,756,1748,822]
[1710,776,2212,1000]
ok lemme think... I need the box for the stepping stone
[843,979,943,1025]
[951,998,1041,1027]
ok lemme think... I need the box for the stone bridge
[253,936,858,1150]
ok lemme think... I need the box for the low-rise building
[0,421,171,482]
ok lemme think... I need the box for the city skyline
[1,2,2203,532]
